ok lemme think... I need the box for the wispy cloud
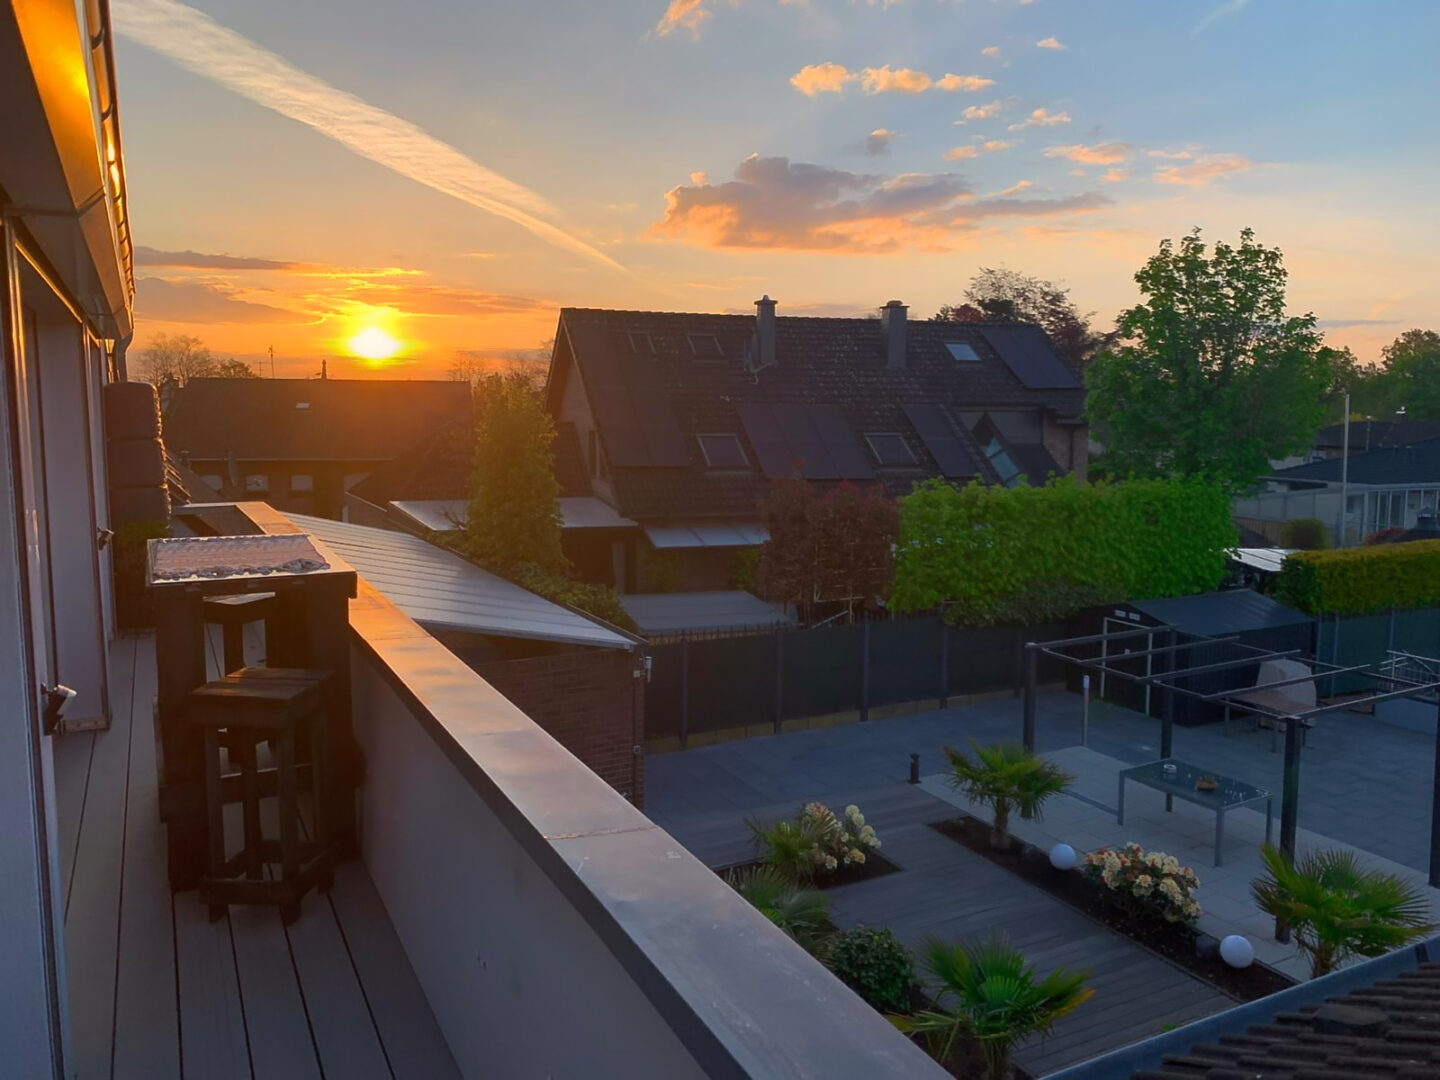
[866,129,899,155]
[136,278,302,324]
[792,63,994,96]
[957,101,1004,123]
[981,45,1000,58]
[1036,36,1067,50]
[653,0,711,38]
[943,140,1013,160]
[935,73,996,92]
[113,0,622,271]
[1102,168,1127,183]
[1152,153,1253,186]
[1008,107,1071,130]
[861,65,933,94]
[1044,142,1128,165]
[1000,180,1033,196]
[791,61,855,95]
[135,246,307,271]
[1193,0,1250,35]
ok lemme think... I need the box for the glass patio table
[1117,758,1272,867]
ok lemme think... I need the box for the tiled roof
[1270,437,1440,486]
[1313,420,1440,451]
[556,307,1082,520]
[165,377,471,462]
[1135,962,1440,1080]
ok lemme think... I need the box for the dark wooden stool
[187,667,336,924]
[203,593,278,674]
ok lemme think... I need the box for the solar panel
[902,403,979,478]
[811,405,874,479]
[589,384,690,467]
[977,325,1080,390]
[736,403,873,480]
[865,433,916,466]
[736,403,794,478]
[773,404,835,479]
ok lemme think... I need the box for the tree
[1086,228,1332,494]
[894,934,1092,1078]
[942,740,1072,850]
[214,358,258,378]
[754,480,898,624]
[133,332,217,385]
[1252,845,1434,978]
[1379,329,1440,420]
[934,267,1105,372]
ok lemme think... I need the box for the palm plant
[943,740,1073,849]
[894,933,1092,1078]
[728,867,836,954]
[748,813,828,883]
[1251,844,1436,978]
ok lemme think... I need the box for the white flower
[845,804,860,819]
[824,855,838,871]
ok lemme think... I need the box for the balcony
[55,503,941,1078]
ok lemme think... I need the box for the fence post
[1022,644,1037,752]
[1431,696,1440,888]
[1276,714,1303,942]
[1160,629,1176,812]
[1388,606,1397,659]
[679,631,690,749]
[860,618,871,722]
[938,616,949,710]
[773,627,784,735]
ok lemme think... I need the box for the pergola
[1019,623,1440,889]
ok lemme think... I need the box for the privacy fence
[645,616,1067,747]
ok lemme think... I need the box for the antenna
[268,344,275,378]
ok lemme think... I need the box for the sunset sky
[113,0,1438,380]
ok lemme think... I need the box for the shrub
[727,867,835,954]
[1251,844,1435,978]
[750,801,882,882]
[1083,842,1201,925]
[828,927,919,1014]
[1273,540,1440,615]
[943,740,1072,850]
[893,476,1235,627]
[1280,517,1327,550]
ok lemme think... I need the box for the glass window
[697,433,748,468]
[864,433,916,466]
[244,474,268,493]
[290,474,314,493]
[1424,490,1438,512]
[201,474,223,492]
[687,333,724,359]
[945,342,981,363]
[984,437,1022,488]
[627,331,654,355]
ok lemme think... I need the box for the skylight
[627,331,655,355]
[945,342,981,364]
[687,333,724,359]
[697,433,749,468]
[864,433,916,467]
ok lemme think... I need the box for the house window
[244,474,269,493]
[627,331,654,355]
[201,474,223,493]
[945,342,981,364]
[983,437,1022,488]
[697,433,749,468]
[290,474,314,493]
[687,333,724,359]
[864,433,916,466]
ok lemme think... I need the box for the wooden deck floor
[660,784,1236,1078]
[54,631,460,1080]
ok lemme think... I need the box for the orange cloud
[981,45,1000,58]
[1009,107,1070,130]
[1102,168,1127,182]
[1036,36,1067,50]
[935,73,996,92]
[861,65,932,94]
[790,62,855,95]
[653,0,711,38]
[1000,180,1034,195]
[1153,153,1253,186]
[943,140,1013,160]
[957,101,1003,123]
[1044,142,1128,165]
[866,129,899,155]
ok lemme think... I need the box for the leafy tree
[1252,845,1435,978]
[942,740,1072,850]
[1087,228,1332,493]
[894,933,1092,1078]
[214,358,258,378]
[133,332,217,386]
[934,267,1105,372]
[1379,329,1440,420]
[755,480,898,624]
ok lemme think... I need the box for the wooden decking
[54,631,460,1080]
[660,784,1236,1078]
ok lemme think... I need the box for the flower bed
[1084,842,1201,926]
[931,814,1293,1001]
[744,801,898,888]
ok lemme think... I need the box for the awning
[1229,548,1295,574]
[289,514,633,650]
[619,591,791,636]
[389,497,636,533]
[644,523,769,549]
[1130,589,1311,637]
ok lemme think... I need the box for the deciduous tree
[1379,329,1440,420]
[1086,228,1331,493]
[933,267,1104,372]
[133,332,217,386]
[214,358,258,378]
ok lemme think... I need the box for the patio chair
[1225,659,1316,751]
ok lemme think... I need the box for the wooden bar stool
[203,593,278,674]
[186,667,336,924]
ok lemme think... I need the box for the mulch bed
[931,815,1294,1001]
[718,849,902,890]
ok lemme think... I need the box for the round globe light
[1049,843,1078,871]
[1220,934,1255,969]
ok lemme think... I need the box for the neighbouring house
[163,375,472,518]
[1271,419,1440,470]
[1237,436,1440,546]
[544,299,1088,595]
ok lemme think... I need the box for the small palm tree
[943,740,1073,849]
[729,867,835,954]
[895,933,1092,1078]
[747,815,825,883]
[1251,844,1436,978]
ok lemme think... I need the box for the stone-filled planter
[931,814,1294,1001]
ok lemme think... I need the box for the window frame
[244,473,270,493]
[686,332,725,359]
[627,331,655,355]
[944,341,982,364]
[863,432,917,467]
[696,432,750,469]
[289,473,314,494]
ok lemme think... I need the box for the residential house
[545,299,1088,596]
[164,375,472,518]
[1272,419,1440,470]
[0,5,941,1076]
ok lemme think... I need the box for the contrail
[113,0,623,271]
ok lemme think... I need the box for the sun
[348,326,401,362]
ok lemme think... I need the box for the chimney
[881,299,907,369]
[754,294,777,370]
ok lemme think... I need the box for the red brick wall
[474,649,644,807]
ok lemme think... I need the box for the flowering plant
[1083,842,1201,924]
[799,802,881,874]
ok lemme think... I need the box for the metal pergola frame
[1020,623,1440,890]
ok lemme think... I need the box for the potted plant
[1251,844,1435,978]
[943,740,1072,850]
[894,933,1092,1079]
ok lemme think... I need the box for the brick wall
[474,649,644,807]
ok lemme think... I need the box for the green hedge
[1274,540,1440,615]
[891,477,1235,627]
